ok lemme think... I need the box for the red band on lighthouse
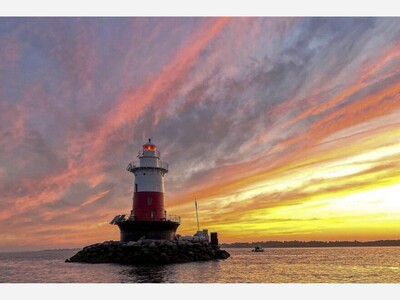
[133,191,165,221]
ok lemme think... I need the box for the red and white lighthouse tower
[111,138,180,242]
[130,138,167,221]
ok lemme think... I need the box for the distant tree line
[221,240,400,248]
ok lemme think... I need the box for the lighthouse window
[147,196,152,205]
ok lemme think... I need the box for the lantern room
[143,138,156,151]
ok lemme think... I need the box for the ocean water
[0,247,399,283]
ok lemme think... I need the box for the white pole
[195,199,200,232]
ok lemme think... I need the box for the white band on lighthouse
[135,171,164,192]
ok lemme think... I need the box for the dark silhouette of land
[221,240,400,248]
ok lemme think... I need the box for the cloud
[1,17,400,250]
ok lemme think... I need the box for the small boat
[252,246,264,252]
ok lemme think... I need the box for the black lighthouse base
[115,220,180,242]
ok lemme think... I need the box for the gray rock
[164,240,173,247]
[66,240,230,265]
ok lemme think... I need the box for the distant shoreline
[0,248,82,254]
[221,240,400,248]
[2,240,400,253]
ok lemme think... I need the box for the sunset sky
[1,17,400,252]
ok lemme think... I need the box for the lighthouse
[110,138,180,242]
[130,138,168,221]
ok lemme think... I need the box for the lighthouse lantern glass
[143,144,156,151]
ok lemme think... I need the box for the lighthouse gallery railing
[111,214,180,224]
[126,161,169,172]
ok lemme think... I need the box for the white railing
[166,215,181,223]
[126,160,168,172]
[111,213,181,223]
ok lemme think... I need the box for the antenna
[195,198,200,232]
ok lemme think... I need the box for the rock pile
[65,239,230,264]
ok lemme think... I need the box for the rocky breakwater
[65,239,230,264]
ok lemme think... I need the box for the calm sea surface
[0,247,399,283]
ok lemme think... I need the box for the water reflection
[119,260,226,283]
[120,265,169,283]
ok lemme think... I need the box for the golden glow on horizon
[171,120,400,242]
